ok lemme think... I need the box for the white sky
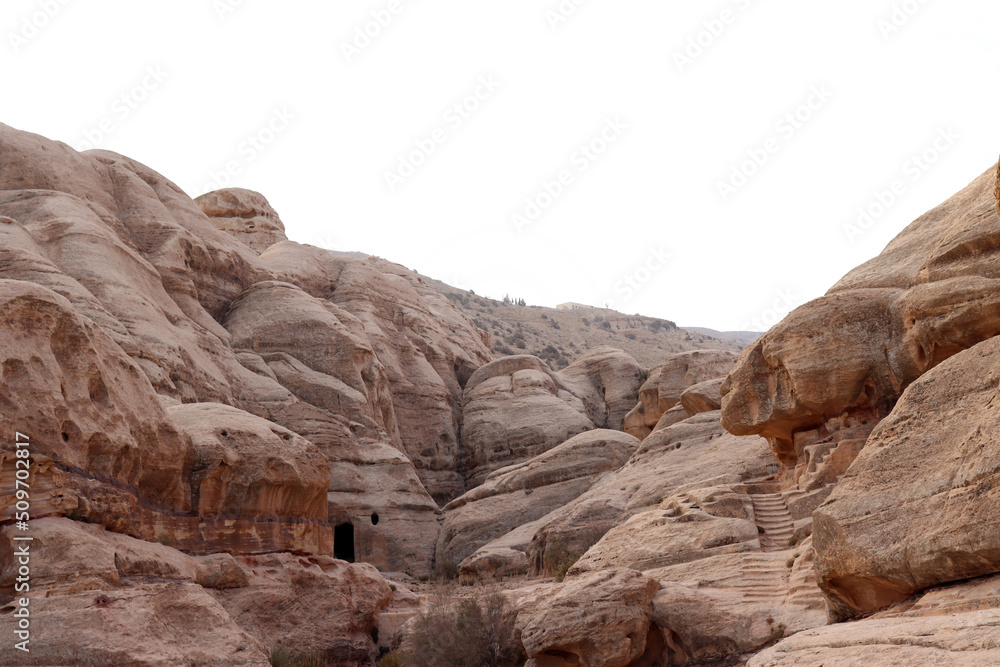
[4,0,1000,331]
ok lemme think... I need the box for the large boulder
[0,519,269,665]
[459,356,597,489]
[195,187,287,254]
[516,569,661,667]
[813,335,1000,619]
[558,347,644,429]
[214,552,393,665]
[624,350,738,439]
[722,164,1000,474]
[437,429,640,569]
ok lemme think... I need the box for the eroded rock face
[516,569,661,667]
[0,519,270,666]
[214,552,393,665]
[558,347,644,430]
[224,280,400,444]
[525,412,776,575]
[813,336,1000,619]
[722,164,1000,478]
[624,350,738,439]
[196,187,287,254]
[261,242,492,502]
[437,429,640,570]
[459,356,597,489]
[747,608,1000,666]
[0,280,192,520]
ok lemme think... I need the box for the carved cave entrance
[334,522,355,562]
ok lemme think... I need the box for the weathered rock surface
[624,350,738,439]
[196,187,287,254]
[0,518,393,665]
[679,377,725,415]
[813,335,1000,619]
[748,608,1000,666]
[722,164,1000,473]
[459,356,597,489]
[214,552,393,666]
[0,279,192,524]
[516,569,661,667]
[0,519,269,665]
[437,429,639,569]
[223,279,400,444]
[526,412,776,574]
[558,346,644,429]
[261,241,492,502]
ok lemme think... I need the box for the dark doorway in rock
[334,522,355,562]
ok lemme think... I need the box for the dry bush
[392,591,523,667]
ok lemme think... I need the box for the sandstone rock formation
[722,165,1000,480]
[196,187,288,254]
[812,335,1000,619]
[459,356,603,488]
[0,518,393,665]
[261,241,493,502]
[525,412,777,574]
[437,429,640,570]
[214,552,393,665]
[624,349,737,439]
[0,518,270,665]
[515,569,662,667]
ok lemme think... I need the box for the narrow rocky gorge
[2,122,1000,665]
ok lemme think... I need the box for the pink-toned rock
[460,357,596,489]
[0,519,270,666]
[261,242,492,502]
[679,377,725,415]
[214,552,393,665]
[625,350,738,439]
[525,412,776,575]
[437,429,639,569]
[0,279,191,519]
[196,187,287,254]
[516,569,661,667]
[559,347,644,429]
[813,336,1000,619]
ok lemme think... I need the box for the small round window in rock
[371,512,380,526]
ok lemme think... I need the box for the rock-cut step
[751,493,795,552]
